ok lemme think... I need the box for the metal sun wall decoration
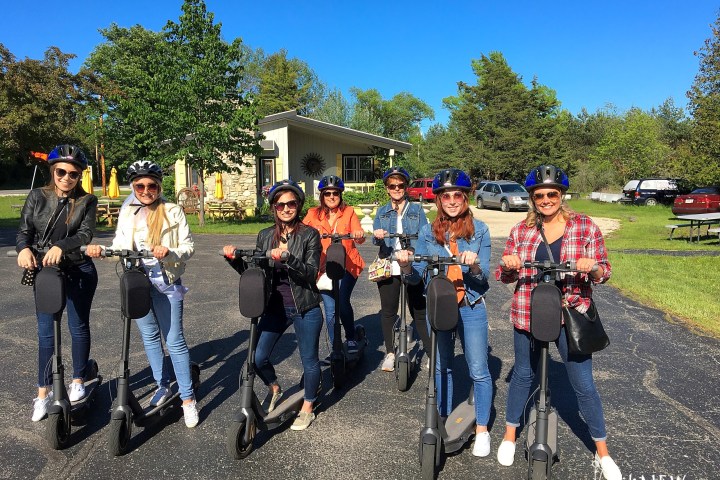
[301,152,325,177]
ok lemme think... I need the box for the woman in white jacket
[86,161,198,427]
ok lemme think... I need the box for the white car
[475,181,529,212]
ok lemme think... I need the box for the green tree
[311,88,351,126]
[351,88,434,141]
[687,11,720,185]
[163,0,261,225]
[255,49,325,117]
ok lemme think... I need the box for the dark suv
[621,178,685,206]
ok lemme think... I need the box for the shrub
[343,180,387,205]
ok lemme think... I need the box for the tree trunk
[198,173,206,227]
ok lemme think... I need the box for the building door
[261,157,275,195]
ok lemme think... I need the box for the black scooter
[409,253,480,480]
[383,233,419,392]
[515,259,590,480]
[320,233,368,389]
[89,247,200,456]
[224,249,308,459]
[8,246,102,449]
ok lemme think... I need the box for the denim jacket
[406,219,491,304]
[372,200,428,258]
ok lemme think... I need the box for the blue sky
[2,1,718,131]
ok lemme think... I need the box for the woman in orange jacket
[303,175,365,353]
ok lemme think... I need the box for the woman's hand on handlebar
[152,245,169,260]
[42,246,64,266]
[222,245,236,259]
[373,228,386,240]
[270,247,287,262]
[576,257,602,277]
[85,244,103,258]
[459,250,481,273]
[501,254,522,272]
[352,229,366,243]
[394,249,412,270]
[17,248,37,270]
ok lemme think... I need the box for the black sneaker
[346,340,359,354]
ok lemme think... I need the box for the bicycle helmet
[524,165,569,192]
[318,175,345,192]
[47,145,88,170]
[127,160,163,183]
[267,178,305,206]
[431,168,472,193]
[382,166,410,185]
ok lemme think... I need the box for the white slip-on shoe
[593,453,622,480]
[497,440,516,466]
[31,391,53,422]
[68,382,86,402]
[472,431,491,457]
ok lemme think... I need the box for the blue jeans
[505,327,607,441]
[254,306,323,403]
[36,261,98,387]
[320,271,358,344]
[134,286,194,401]
[435,301,492,426]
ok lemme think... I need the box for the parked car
[671,186,720,215]
[475,180,529,212]
[406,178,435,202]
[620,178,685,206]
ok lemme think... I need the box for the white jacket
[107,201,194,284]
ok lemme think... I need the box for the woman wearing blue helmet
[16,144,99,422]
[372,167,431,372]
[397,167,493,457]
[496,165,621,479]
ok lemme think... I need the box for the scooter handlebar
[80,245,154,259]
[498,259,598,272]
[391,252,480,265]
[219,249,289,262]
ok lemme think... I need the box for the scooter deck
[69,375,103,409]
[263,383,304,425]
[443,401,476,454]
[138,380,183,415]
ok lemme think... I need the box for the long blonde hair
[130,178,168,247]
[525,196,576,227]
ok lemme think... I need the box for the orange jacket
[303,205,366,278]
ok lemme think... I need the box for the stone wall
[203,155,259,211]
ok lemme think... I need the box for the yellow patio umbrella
[108,167,120,198]
[81,167,93,194]
[215,172,224,200]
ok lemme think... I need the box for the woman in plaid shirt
[495,165,621,480]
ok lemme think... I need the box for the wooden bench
[665,224,693,240]
[708,227,720,239]
[96,203,121,227]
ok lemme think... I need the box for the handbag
[316,272,333,291]
[563,301,610,355]
[368,256,392,282]
[537,224,609,355]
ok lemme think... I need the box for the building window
[343,155,374,182]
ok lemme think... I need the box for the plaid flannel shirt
[495,213,611,332]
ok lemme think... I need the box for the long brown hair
[44,164,87,224]
[431,191,475,244]
[318,192,347,221]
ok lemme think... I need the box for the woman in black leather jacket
[15,145,98,422]
[223,179,322,431]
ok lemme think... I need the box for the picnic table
[667,212,720,242]
[205,201,240,221]
[96,202,121,227]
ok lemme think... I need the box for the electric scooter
[223,249,308,459]
[321,233,368,389]
[8,246,102,450]
[383,232,419,392]
[405,253,480,480]
[512,259,592,480]
[88,247,200,456]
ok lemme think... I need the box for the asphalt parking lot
[0,228,718,480]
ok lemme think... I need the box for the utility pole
[100,114,106,197]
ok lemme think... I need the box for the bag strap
[538,223,555,263]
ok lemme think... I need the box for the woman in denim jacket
[397,168,493,458]
[372,167,430,372]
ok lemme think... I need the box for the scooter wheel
[420,443,437,480]
[396,360,410,392]
[45,412,70,450]
[107,417,132,456]
[226,419,255,459]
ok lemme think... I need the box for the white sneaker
[381,353,396,372]
[594,453,622,480]
[182,400,199,428]
[68,382,86,402]
[497,440,516,466]
[472,431,491,457]
[31,391,53,422]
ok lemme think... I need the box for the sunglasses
[532,191,561,201]
[55,168,81,180]
[134,182,159,193]
[274,200,298,211]
[440,191,465,202]
[322,191,341,198]
[386,183,406,190]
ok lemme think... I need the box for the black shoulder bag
[539,225,609,355]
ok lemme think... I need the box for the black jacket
[16,187,98,265]
[229,223,322,313]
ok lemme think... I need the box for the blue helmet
[47,144,88,170]
[268,178,305,206]
[382,166,410,185]
[524,165,569,192]
[432,168,472,194]
[318,175,344,192]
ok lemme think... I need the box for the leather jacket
[16,187,97,265]
[229,223,321,313]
